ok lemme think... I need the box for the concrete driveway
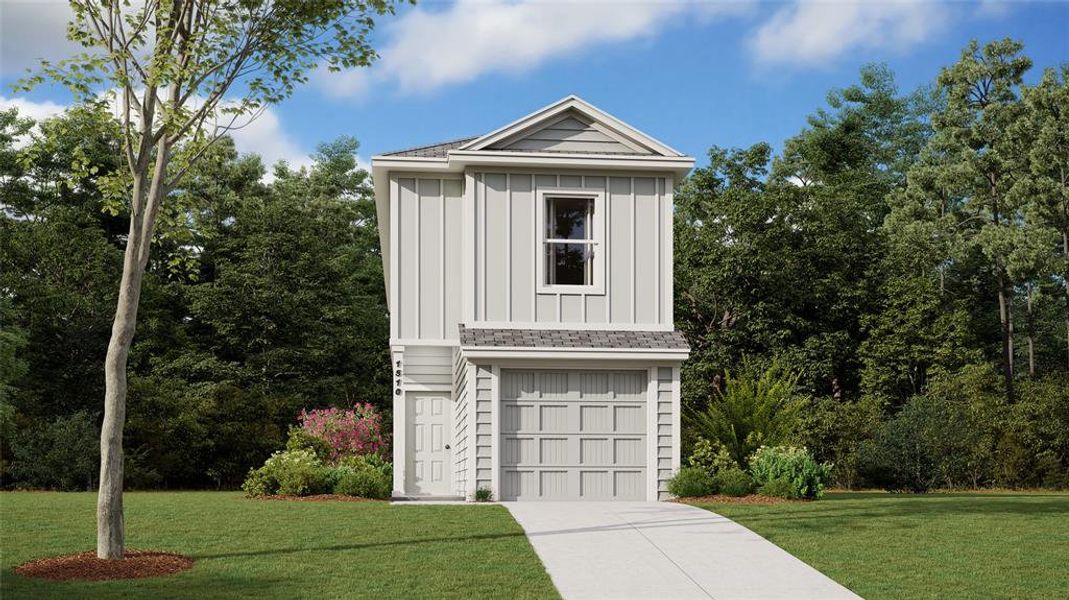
[504,501,860,600]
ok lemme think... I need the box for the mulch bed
[673,494,810,505]
[255,494,381,502]
[14,550,193,581]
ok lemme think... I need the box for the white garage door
[500,370,648,501]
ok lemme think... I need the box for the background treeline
[1,39,1066,491]
[676,40,1068,491]
[1,106,390,489]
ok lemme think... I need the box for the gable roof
[457,95,684,157]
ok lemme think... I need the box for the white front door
[405,392,452,495]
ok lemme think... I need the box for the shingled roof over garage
[458,325,689,351]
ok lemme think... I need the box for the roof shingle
[381,137,477,158]
[459,325,689,351]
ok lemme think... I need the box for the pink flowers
[299,403,389,461]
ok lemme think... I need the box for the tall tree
[1011,67,1069,369]
[18,0,399,560]
[926,39,1032,403]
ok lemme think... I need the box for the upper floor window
[538,189,604,293]
[545,196,594,285]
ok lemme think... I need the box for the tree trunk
[997,271,1015,404]
[1064,231,1069,371]
[1026,282,1035,377]
[97,140,170,560]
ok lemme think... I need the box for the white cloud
[749,1,950,67]
[0,0,78,74]
[0,95,66,121]
[319,0,754,97]
[227,107,314,172]
[0,93,312,178]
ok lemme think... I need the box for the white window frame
[536,187,605,295]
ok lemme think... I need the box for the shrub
[713,467,754,497]
[667,467,716,498]
[334,469,391,499]
[757,477,797,499]
[749,446,831,500]
[242,448,332,497]
[9,411,99,490]
[299,403,389,461]
[687,438,736,474]
[797,395,883,488]
[286,426,333,462]
[474,487,494,502]
[687,358,807,467]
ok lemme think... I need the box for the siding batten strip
[630,176,636,324]
[414,179,421,337]
[531,174,537,321]
[506,173,512,321]
[655,178,661,324]
[440,183,446,338]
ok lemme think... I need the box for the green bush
[687,359,807,467]
[749,446,831,499]
[242,448,332,497]
[667,467,716,497]
[757,477,797,499]
[474,487,494,502]
[334,468,391,499]
[687,437,737,474]
[9,411,99,490]
[286,426,333,462]
[713,467,754,497]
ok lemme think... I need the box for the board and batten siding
[473,171,674,329]
[392,176,464,341]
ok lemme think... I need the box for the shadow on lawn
[195,531,529,560]
[703,494,1069,526]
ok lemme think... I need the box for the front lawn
[0,492,558,600]
[695,491,1069,600]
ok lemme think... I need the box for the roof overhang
[458,346,690,362]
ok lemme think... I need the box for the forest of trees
[2,39,1067,492]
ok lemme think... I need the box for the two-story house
[372,96,694,501]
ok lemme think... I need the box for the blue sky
[2,1,1067,170]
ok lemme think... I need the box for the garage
[500,369,648,501]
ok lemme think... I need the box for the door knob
[445,444,451,449]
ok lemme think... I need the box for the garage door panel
[500,369,648,501]
[613,405,644,431]
[580,405,611,431]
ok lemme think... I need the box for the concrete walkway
[504,501,860,600]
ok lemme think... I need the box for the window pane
[547,197,592,240]
[545,243,592,286]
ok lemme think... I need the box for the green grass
[0,492,559,600]
[695,491,1069,600]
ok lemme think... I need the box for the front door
[405,392,452,495]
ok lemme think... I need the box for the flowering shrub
[299,403,389,461]
[749,446,832,500]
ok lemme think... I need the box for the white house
[372,96,694,501]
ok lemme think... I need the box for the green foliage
[798,396,883,488]
[333,469,391,499]
[8,411,99,491]
[712,467,754,497]
[667,467,716,498]
[474,487,494,502]
[686,437,736,476]
[687,359,806,467]
[756,478,797,499]
[242,449,333,498]
[286,427,333,463]
[749,446,832,500]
